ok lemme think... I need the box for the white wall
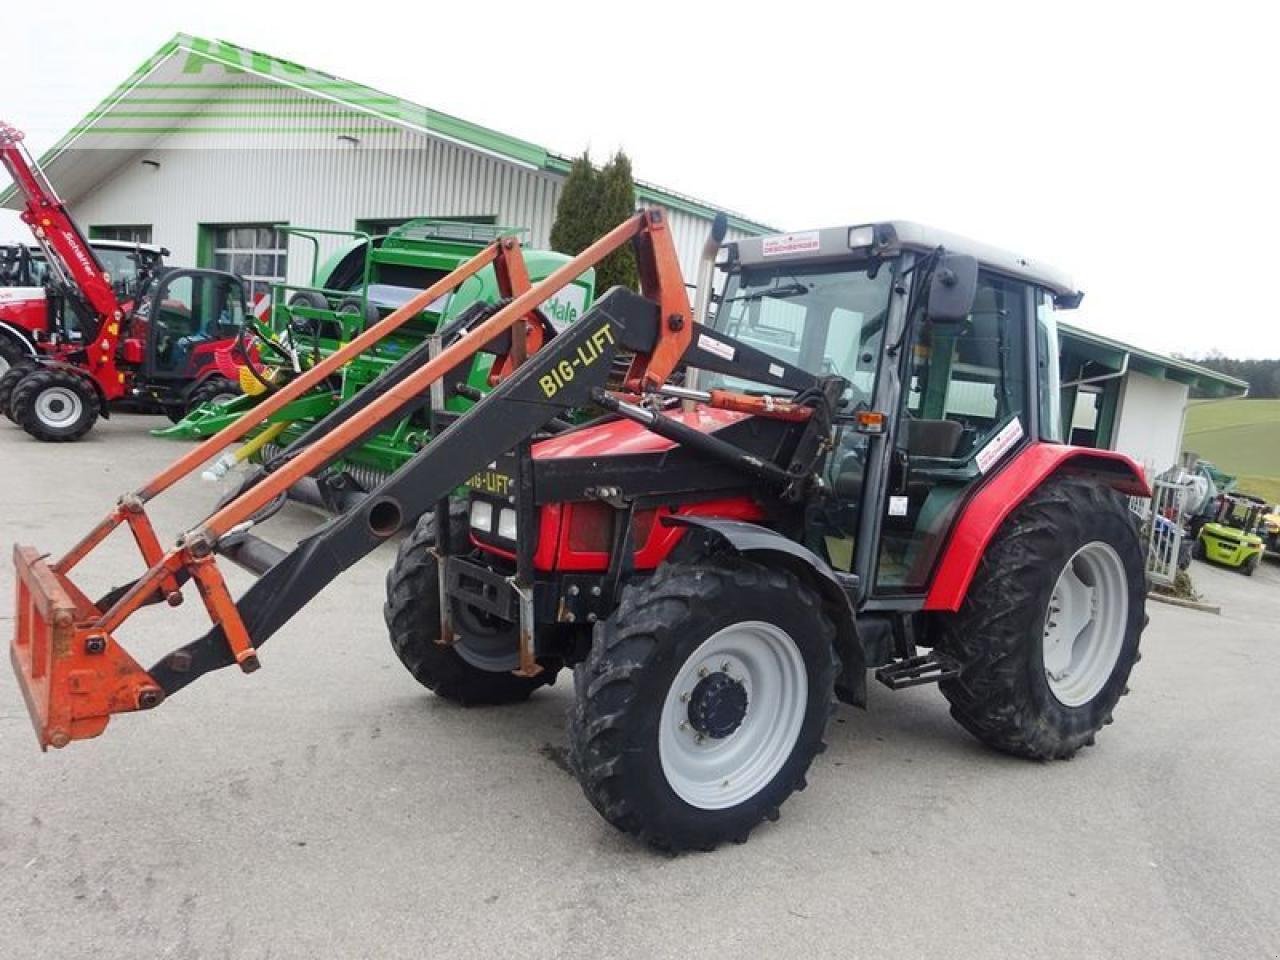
[1111,371,1189,477]
[62,89,752,287]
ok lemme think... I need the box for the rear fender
[667,516,867,707]
[924,442,1150,612]
[0,321,38,356]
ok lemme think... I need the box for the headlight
[470,500,493,532]
[497,507,518,541]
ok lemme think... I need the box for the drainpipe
[1062,351,1129,389]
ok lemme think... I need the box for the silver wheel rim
[35,385,83,428]
[1043,541,1129,707]
[0,355,9,377]
[658,621,808,810]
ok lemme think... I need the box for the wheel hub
[687,671,749,739]
[1042,540,1129,707]
[36,386,82,427]
[658,621,808,811]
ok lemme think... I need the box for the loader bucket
[10,545,161,749]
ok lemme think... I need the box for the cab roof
[730,220,1080,301]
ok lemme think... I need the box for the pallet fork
[10,210,727,748]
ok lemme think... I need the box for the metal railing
[1132,474,1196,587]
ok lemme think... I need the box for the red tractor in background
[0,122,244,440]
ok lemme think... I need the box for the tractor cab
[138,268,247,381]
[700,223,1078,596]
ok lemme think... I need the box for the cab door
[872,270,1036,595]
[144,269,246,379]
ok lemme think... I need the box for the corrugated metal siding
[69,89,759,284]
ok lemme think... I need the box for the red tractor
[0,122,243,440]
[9,211,1149,853]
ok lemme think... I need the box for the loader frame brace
[10,210,695,749]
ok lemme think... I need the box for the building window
[209,225,287,300]
[91,225,152,244]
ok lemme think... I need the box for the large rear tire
[935,478,1145,760]
[11,368,100,442]
[383,514,559,705]
[0,359,37,421]
[569,558,837,851]
[0,336,28,378]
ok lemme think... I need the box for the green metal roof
[1059,321,1249,399]
[2,33,776,235]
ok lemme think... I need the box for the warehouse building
[2,33,1247,478]
[2,34,772,296]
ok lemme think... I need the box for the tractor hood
[533,406,749,460]
[525,406,799,504]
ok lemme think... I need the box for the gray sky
[4,0,1276,358]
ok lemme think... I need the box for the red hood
[533,406,750,459]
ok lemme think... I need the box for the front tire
[185,377,240,416]
[383,514,559,705]
[10,368,101,442]
[936,478,1146,760]
[569,558,837,851]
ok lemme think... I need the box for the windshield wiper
[722,281,810,303]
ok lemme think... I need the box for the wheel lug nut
[695,734,705,744]
[697,667,708,678]
[679,692,689,702]
[678,721,687,731]
[720,661,730,672]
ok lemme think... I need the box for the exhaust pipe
[684,212,728,401]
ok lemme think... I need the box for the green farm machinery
[159,220,595,500]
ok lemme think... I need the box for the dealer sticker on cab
[762,231,820,257]
[975,417,1024,474]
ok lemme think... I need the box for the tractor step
[875,652,960,690]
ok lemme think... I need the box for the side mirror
[926,253,978,323]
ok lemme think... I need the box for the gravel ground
[1,414,1277,960]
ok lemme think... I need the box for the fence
[1131,477,1193,587]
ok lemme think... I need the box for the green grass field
[1182,398,1280,503]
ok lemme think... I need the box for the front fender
[667,516,867,707]
[924,442,1149,612]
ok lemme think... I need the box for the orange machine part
[11,545,162,749]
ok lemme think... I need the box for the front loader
[11,211,1151,851]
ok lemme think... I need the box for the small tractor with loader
[160,220,594,506]
[0,121,245,440]
[1194,492,1268,575]
[9,210,1149,851]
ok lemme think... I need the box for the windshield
[707,260,895,404]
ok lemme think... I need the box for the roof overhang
[1059,321,1249,399]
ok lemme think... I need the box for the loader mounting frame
[10,210,697,749]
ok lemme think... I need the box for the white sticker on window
[768,363,785,379]
[975,417,1025,474]
[888,495,910,517]
[697,333,736,361]
[762,231,820,257]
